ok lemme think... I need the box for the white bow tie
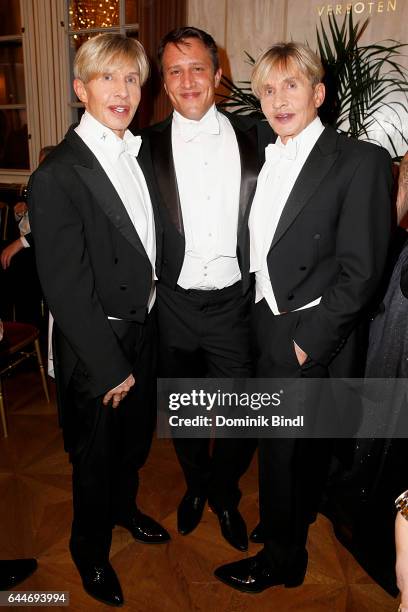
[265,139,298,163]
[178,114,220,142]
[120,134,142,158]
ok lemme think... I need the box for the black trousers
[253,299,333,568]
[67,314,157,565]
[157,281,257,510]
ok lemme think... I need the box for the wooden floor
[0,364,399,611]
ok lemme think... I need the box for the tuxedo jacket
[245,125,393,367]
[137,110,273,290]
[28,125,162,400]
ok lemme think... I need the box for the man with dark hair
[138,27,269,551]
[157,27,220,74]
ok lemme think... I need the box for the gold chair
[0,322,50,438]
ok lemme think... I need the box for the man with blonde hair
[215,42,392,593]
[28,33,169,606]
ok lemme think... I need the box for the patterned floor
[0,365,399,611]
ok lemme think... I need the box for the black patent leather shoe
[0,558,38,590]
[76,562,123,607]
[210,505,248,551]
[249,523,264,543]
[177,493,207,535]
[117,511,170,544]
[214,551,308,593]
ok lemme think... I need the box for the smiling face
[162,37,222,120]
[260,62,325,143]
[73,58,141,139]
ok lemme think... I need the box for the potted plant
[218,12,408,160]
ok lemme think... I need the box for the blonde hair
[251,42,324,99]
[74,33,149,85]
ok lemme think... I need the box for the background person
[396,152,408,226]
[0,147,55,327]
[314,151,408,602]
[396,492,408,612]
[1,147,55,271]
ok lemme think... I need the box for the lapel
[145,110,269,239]
[132,136,163,272]
[270,126,339,251]
[223,111,262,234]
[147,115,184,236]
[65,126,149,260]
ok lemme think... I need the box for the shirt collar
[276,116,323,155]
[77,111,139,163]
[173,103,218,127]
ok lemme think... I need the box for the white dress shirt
[18,212,31,248]
[75,111,156,312]
[171,104,241,290]
[249,116,325,315]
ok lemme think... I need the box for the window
[0,0,29,171]
[0,0,185,184]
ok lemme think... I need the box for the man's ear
[314,82,325,109]
[73,79,88,106]
[163,81,169,96]
[214,68,222,88]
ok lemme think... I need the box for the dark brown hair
[158,26,219,74]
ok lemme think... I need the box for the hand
[102,374,135,409]
[396,512,408,611]
[14,201,28,219]
[1,239,24,269]
[293,340,308,366]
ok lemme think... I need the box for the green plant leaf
[218,11,408,155]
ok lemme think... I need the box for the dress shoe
[214,551,308,593]
[0,558,38,590]
[116,511,170,544]
[177,493,207,535]
[74,561,123,607]
[209,505,248,551]
[249,523,264,544]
